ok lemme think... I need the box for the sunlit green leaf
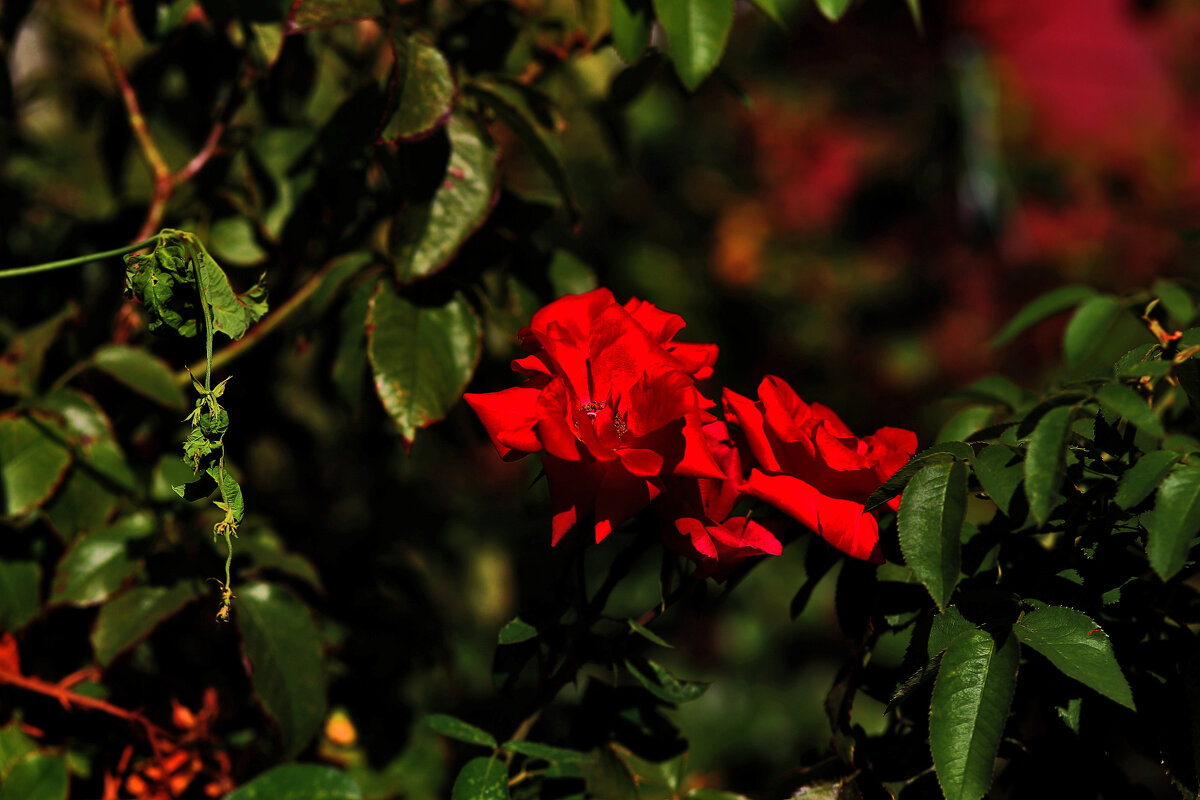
[898,461,966,610]
[0,413,72,517]
[1063,295,1124,369]
[990,285,1096,347]
[1146,464,1200,581]
[498,617,537,645]
[0,753,68,800]
[927,606,974,659]
[1094,383,1164,439]
[1114,449,1178,510]
[237,582,326,759]
[380,33,456,143]
[391,113,500,284]
[865,441,972,511]
[813,0,851,21]
[611,0,654,61]
[450,756,509,800]
[426,714,498,749]
[286,0,384,33]
[501,740,590,764]
[1014,606,1135,710]
[92,582,199,665]
[625,657,708,703]
[1024,404,1073,527]
[930,629,1018,800]
[0,561,40,631]
[366,285,481,451]
[50,513,155,607]
[653,0,734,91]
[224,764,362,800]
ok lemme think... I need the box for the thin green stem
[223,529,233,589]
[0,237,156,280]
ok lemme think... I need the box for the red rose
[660,421,782,581]
[722,376,916,563]
[464,289,724,544]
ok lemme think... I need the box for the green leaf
[688,790,753,800]
[498,617,537,645]
[1094,383,1164,439]
[898,461,966,611]
[611,0,653,62]
[1014,606,1135,710]
[652,0,734,91]
[929,629,1019,800]
[49,513,156,607]
[1146,464,1200,581]
[0,723,37,775]
[1063,295,1125,369]
[0,413,72,517]
[237,582,326,759]
[1154,279,1195,326]
[548,251,599,297]
[972,445,1022,517]
[91,582,199,665]
[426,714,498,749]
[238,527,324,591]
[625,657,708,703]
[208,217,268,267]
[1024,404,1074,527]
[0,753,68,800]
[197,252,268,341]
[380,33,456,143]
[581,746,639,799]
[91,347,178,410]
[990,285,1096,347]
[0,561,39,632]
[948,375,1024,409]
[864,441,972,511]
[747,0,784,25]
[1115,449,1179,510]
[286,0,384,32]
[467,81,580,225]
[1014,390,1089,439]
[366,285,482,451]
[905,0,923,31]
[927,606,974,659]
[937,406,994,443]
[224,764,362,800]
[628,618,672,647]
[0,304,76,397]
[813,0,852,21]
[451,756,509,800]
[501,740,590,764]
[390,113,500,284]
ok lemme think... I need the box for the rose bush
[723,375,917,562]
[464,288,725,544]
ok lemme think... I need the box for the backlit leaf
[237,582,326,759]
[1014,606,1135,710]
[1024,404,1073,527]
[929,629,1019,800]
[813,0,852,21]
[390,113,500,284]
[898,461,966,610]
[366,285,481,451]
[652,0,734,91]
